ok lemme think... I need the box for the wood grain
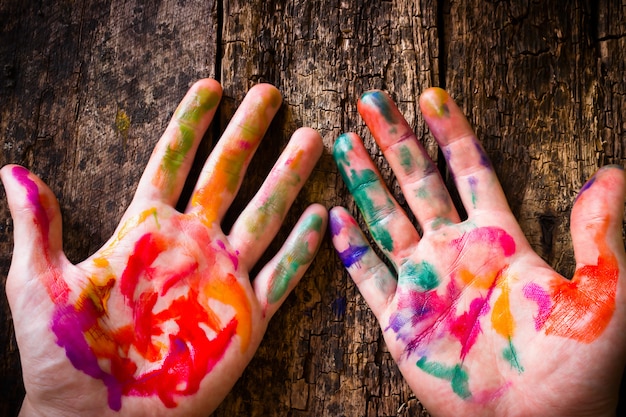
[0,1,624,416]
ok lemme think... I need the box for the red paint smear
[103,231,238,407]
[544,220,618,342]
[448,276,497,359]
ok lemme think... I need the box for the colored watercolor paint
[468,176,478,208]
[42,214,253,410]
[522,282,551,330]
[474,142,492,169]
[402,260,439,291]
[421,88,451,119]
[502,340,524,373]
[416,357,471,399]
[398,144,417,174]
[360,90,399,124]
[266,214,323,304]
[338,243,369,268]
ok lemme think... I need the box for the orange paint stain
[544,219,618,343]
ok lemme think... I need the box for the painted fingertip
[575,164,626,203]
[419,87,451,119]
[248,82,283,110]
[358,90,400,124]
[175,81,222,123]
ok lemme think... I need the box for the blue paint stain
[331,296,347,319]
[338,243,369,268]
[360,90,398,124]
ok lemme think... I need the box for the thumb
[570,165,626,271]
[1,165,67,303]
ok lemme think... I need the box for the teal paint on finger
[502,340,524,373]
[343,168,395,253]
[333,135,394,252]
[267,214,323,304]
[403,260,439,291]
[332,134,355,170]
[360,91,398,124]
[416,357,471,399]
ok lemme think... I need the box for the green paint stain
[399,144,415,173]
[403,260,439,290]
[502,340,524,373]
[349,169,394,252]
[361,91,398,124]
[333,135,394,252]
[161,124,195,183]
[176,88,220,123]
[416,357,471,399]
[267,214,323,304]
[159,88,220,194]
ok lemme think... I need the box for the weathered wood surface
[0,1,624,416]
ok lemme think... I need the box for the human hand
[330,88,626,417]
[1,79,327,417]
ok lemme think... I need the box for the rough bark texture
[0,1,624,416]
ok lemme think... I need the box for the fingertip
[291,127,324,160]
[419,87,452,119]
[571,165,626,266]
[247,83,283,110]
[189,78,223,95]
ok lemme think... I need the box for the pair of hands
[2,79,625,417]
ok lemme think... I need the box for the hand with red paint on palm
[330,88,626,417]
[1,79,327,417]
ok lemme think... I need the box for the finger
[254,204,327,319]
[358,90,460,231]
[542,166,626,342]
[135,78,222,204]
[419,87,511,215]
[229,127,324,270]
[0,165,69,299]
[329,206,396,319]
[333,132,419,268]
[570,165,626,269]
[188,84,283,225]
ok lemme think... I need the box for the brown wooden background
[1,1,625,416]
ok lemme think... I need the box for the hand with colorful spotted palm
[1,79,327,417]
[330,88,626,417]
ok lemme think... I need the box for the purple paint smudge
[474,142,492,169]
[522,282,552,330]
[12,166,50,241]
[52,305,123,410]
[338,244,369,268]
[216,239,238,270]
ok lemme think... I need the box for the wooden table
[1,1,624,416]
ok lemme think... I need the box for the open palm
[1,79,326,417]
[330,88,626,417]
